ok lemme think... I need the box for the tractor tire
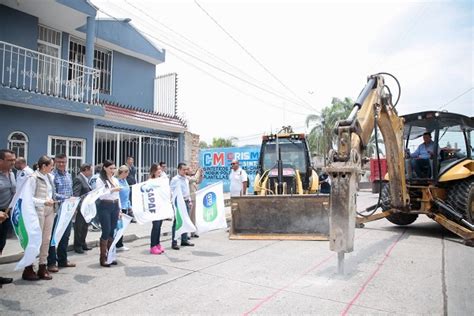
[381,183,418,226]
[446,178,474,224]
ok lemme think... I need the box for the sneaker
[117,246,129,252]
[150,246,161,255]
[157,245,165,253]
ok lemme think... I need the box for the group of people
[0,149,205,285]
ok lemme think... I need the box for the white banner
[131,178,174,224]
[51,197,80,247]
[173,186,196,240]
[195,182,227,234]
[8,177,42,271]
[80,187,108,223]
[107,214,133,264]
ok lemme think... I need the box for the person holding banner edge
[22,155,56,281]
[115,165,131,251]
[47,154,75,273]
[95,160,122,267]
[73,163,93,254]
[149,163,165,254]
[170,162,194,249]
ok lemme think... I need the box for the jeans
[47,217,72,266]
[98,200,119,241]
[150,220,163,248]
[171,200,191,244]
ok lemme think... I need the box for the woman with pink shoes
[148,163,165,255]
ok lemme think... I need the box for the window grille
[48,136,86,177]
[8,131,28,159]
[69,38,112,94]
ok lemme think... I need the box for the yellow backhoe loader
[325,73,473,272]
[229,126,330,240]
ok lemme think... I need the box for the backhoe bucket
[229,195,330,240]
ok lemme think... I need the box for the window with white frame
[69,38,112,94]
[8,131,28,159]
[48,136,85,176]
[37,25,62,95]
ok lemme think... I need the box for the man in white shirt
[229,159,248,197]
[14,157,33,190]
[170,162,194,248]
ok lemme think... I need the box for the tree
[209,137,237,148]
[306,97,353,160]
[199,141,209,149]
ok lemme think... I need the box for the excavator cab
[229,127,330,240]
[256,131,314,194]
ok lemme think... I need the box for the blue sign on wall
[199,146,260,193]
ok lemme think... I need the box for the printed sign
[199,146,260,193]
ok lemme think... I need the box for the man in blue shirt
[410,132,435,178]
[47,154,76,272]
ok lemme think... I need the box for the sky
[92,0,473,146]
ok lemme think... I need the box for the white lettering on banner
[131,178,174,224]
[194,182,227,234]
[8,177,42,271]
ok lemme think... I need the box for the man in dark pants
[47,154,76,272]
[0,149,16,287]
[73,163,93,254]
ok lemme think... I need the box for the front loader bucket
[229,195,330,240]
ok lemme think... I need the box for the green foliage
[306,97,353,158]
[199,141,209,149]
[209,137,237,148]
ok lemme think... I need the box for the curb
[0,230,174,265]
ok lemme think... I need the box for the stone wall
[184,131,200,172]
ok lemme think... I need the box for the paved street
[0,191,473,315]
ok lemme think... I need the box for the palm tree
[306,97,353,161]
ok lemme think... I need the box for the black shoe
[74,247,85,254]
[191,233,199,238]
[181,241,194,247]
[171,244,180,250]
[82,245,92,251]
[0,276,13,285]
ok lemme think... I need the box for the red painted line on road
[340,229,406,316]
[243,230,372,315]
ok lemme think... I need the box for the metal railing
[0,41,100,104]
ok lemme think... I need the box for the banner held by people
[80,187,108,223]
[8,177,42,271]
[107,214,133,264]
[131,178,174,224]
[195,181,227,234]
[51,197,80,247]
[173,186,196,240]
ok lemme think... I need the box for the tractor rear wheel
[381,183,418,226]
[447,178,474,224]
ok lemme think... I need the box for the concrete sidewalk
[0,200,233,265]
[0,219,173,264]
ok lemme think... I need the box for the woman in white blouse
[22,155,56,281]
[95,160,121,267]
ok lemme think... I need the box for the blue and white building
[0,0,186,180]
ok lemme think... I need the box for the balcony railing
[0,41,100,104]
